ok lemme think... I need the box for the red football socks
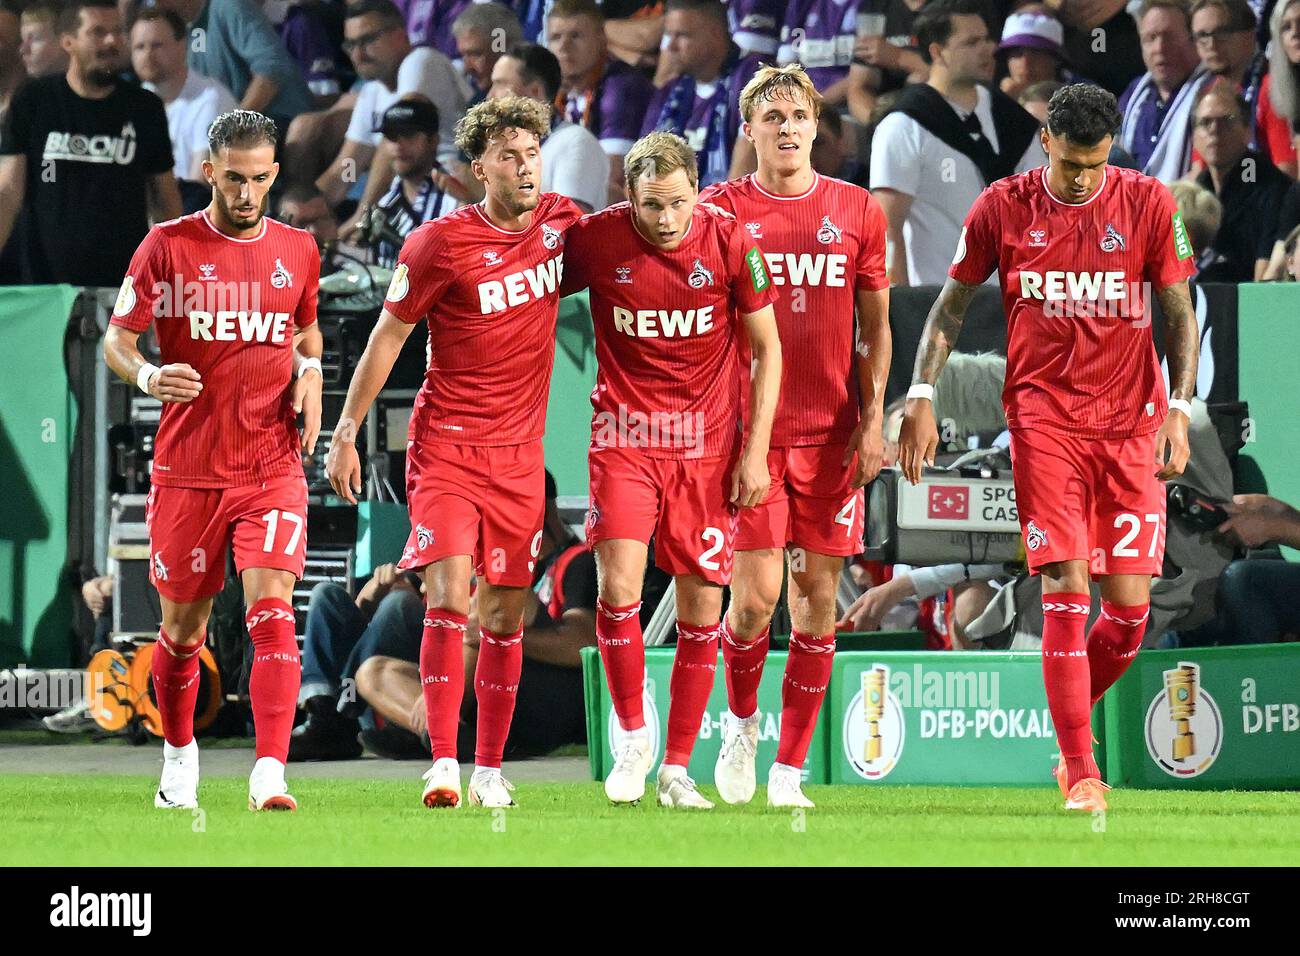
[720,615,769,720]
[1042,593,1099,787]
[596,599,646,732]
[776,630,835,768]
[664,621,719,767]
[1088,601,1150,707]
[245,598,300,763]
[473,624,523,769]
[151,628,205,748]
[421,609,468,761]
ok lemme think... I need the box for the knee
[354,655,388,702]
[162,609,208,646]
[789,571,838,617]
[729,586,779,635]
[597,568,643,608]
[309,581,349,612]
[423,577,471,617]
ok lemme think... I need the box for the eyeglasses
[1192,27,1251,45]
[342,29,390,53]
[1194,114,1243,130]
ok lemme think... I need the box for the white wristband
[296,356,322,379]
[906,383,935,402]
[137,363,160,395]
[1168,398,1192,418]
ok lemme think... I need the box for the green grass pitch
[3,774,1298,866]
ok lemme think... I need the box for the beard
[213,188,267,233]
[86,65,119,87]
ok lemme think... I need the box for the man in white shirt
[870,0,1044,286]
[488,42,608,212]
[315,0,468,212]
[130,7,236,187]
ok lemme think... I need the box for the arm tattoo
[1157,281,1198,401]
[912,277,978,386]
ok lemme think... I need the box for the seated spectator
[602,0,668,73]
[20,0,70,79]
[1118,0,1213,182]
[1191,0,1266,147]
[869,0,1042,286]
[1174,494,1300,645]
[1054,0,1145,99]
[357,97,465,267]
[777,0,858,102]
[269,0,353,106]
[42,573,116,735]
[353,471,603,762]
[729,0,781,58]
[289,563,426,760]
[1260,0,1300,176]
[1262,177,1300,278]
[547,0,654,204]
[997,6,1073,101]
[848,0,928,124]
[0,0,180,288]
[1168,178,1225,276]
[0,2,21,122]
[302,0,467,224]
[1019,79,1139,168]
[155,0,314,134]
[1191,81,1292,281]
[489,42,608,211]
[452,2,524,103]
[810,108,869,187]
[131,7,237,212]
[277,182,341,257]
[642,0,761,187]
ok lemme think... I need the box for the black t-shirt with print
[0,74,172,287]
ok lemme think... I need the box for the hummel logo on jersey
[816,215,843,244]
[483,251,502,266]
[1026,520,1048,552]
[745,221,763,239]
[1026,228,1047,248]
[153,553,169,581]
[270,258,293,288]
[687,258,714,288]
[616,266,632,284]
[477,253,564,314]
[541,224,562,249]
[416,523,434,550]
[199,263,217,280]
[1100,223,1127,253]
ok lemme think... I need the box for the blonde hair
[454,95,551,161]
[738,63,824,123]
[1169,179,1223,253]
[623,132,698,195]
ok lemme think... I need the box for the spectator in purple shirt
[729,0,782,58]
[777,0,858,101]
[547,0,653,204]
[267,0,353,106]
[642,0,761,186]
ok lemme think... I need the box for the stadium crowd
[5,0,1300,284]
[3,0,1297,754]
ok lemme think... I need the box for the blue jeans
[1177,559,1300,646]
[299,582,425,707]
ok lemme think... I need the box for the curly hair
[1045,83,1121,146]
[454,95,551,161]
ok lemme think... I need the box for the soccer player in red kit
[898,85,1199,812]
[102,111,323,811]
[325,96,582,810]
[561,131,782,808]
[699,65,891,808]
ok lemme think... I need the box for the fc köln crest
[687,259,714,288]
[270,258,293,288]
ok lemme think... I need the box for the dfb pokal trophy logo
[843,665,905,780]
[1144,661,1223,778]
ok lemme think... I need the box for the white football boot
[604,734,654,804]
[421,757,462,808]
[766,763,815,809]
[155,739,199,809]
[468,767,517,808]
[656,765,714,809]
[248,756,298,811]
[714,710,760,805]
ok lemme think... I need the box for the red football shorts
[145,474,308,604]
[399,439,545,588]
[736,443,864,556]
[1009,427,1166,576]
[586,444,737,585]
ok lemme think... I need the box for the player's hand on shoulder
[150,363,202,403]
[897,398,938,485]
[1154,411,1190,480]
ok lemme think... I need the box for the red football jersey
[110,211,320,488]
[384,192,583,445]
[700,173,888,446]
[561,201,778,460]
[949,165,1196,438]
